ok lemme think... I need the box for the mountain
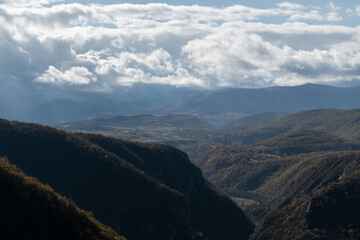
[251,158,360,240]
[60,114,211,130]
[82,133,254,240]
[229,112,289,126]
[22,99,102,126]
[196,130,360,239]
[0,157,124,240]
[157,84,360,127]
[59,114,213,160]
[196,131,360,201]
[166,84,360,115]
[58,108,360,160]
[19,84,360,128]
[0,119,254,240]
[17,84,198,126]
[217,108,360,147]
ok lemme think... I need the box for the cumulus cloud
[0,0,62,7]
[0,2,359,91]
[36,66,97,85]
[355,5,360,16]
[277,2,305,10]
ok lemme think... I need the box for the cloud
[277,2,305,10]
[326,3,343,22]
[36,66,97,85]
[0,0,62,7]
[355,5,360,16]
[0,2,359,92]
[288,10,324,21]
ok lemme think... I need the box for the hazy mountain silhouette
[18,84,360,127]
[22,99,102,126]
[229,112,290,126]
[166,84,360,115]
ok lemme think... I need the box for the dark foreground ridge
[0,119,254,240]
[0,157,124,240]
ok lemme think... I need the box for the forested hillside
[0,157,124,240]
[0,119,254,240]
[251,162,360,240]
[218,108,360,146]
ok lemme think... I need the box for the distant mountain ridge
[58,108,360,160]
[217,108,360,147]
[58,114,213,160]
[60,114,211,130]
[230,112,290,126]
[22,99,102,126]
[164,84,360,114]
[19,84,360,127]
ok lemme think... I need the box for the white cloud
[326,3,343,22]
[355,5,360,16]
[36,66,97,85]
[277,2,305,10]
[288,10,324,21]
[0,0,62,7]
[0,2,359,91]
[327,11,342,22]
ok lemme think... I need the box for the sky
[1,0,360,110]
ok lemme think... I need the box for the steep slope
[197,130,360,239]
[0,119,192,240]
[0,119,254,240]
[219,108,360,146]
[0,157,124,240]
[251,159,360,240]
[196,131,360,199]
[83,133,254,240]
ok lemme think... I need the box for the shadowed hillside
[251,159,360,240]
[196,129,360,239]
[196,131,360,197]
[0,119,254,240]
[0,157,124,240]
[82,133,254,240]
[196,131,360,221]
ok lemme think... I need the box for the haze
[1,0,360,120]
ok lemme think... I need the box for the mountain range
[3,83,360,239]
[217,108,360,147]
[19,84,360,127]
[196,129,360,239]
[58,108,360,160]
[0,119,254,240]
